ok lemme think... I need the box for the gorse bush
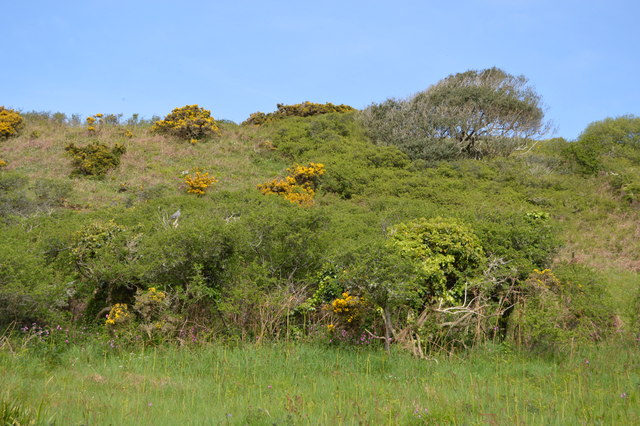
[243,102,356,125]
[0,106,24,139]
[65,142,126,177]
[258,162,325,206]
[184,170,217,196]
[152,104,220,140]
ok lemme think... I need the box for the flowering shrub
[133,287,178,340]
[0,159,6,169]
[105,303,132,327]
[243,102,356,125]
[184,170,217,195]
[258,162,325,206]
[65,142,126,176]
[152,105,220,140]
[86,114,104,134]
[328,292,367,325]
[0,106,24,139]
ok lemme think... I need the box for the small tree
[360,68,550,159]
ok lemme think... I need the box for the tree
[360,68,550,159]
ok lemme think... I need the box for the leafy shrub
[184,170,217,196]
[243,102,356,125]
[152,104,220,140]
[389,217,487,303]
[508,266,615,352]
[65,142,126,177]
[0,106,24,139]
[258,162,325,206]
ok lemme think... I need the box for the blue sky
[2,0,638,139]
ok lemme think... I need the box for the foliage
[152,104,220,140]
[0,106,24,139]
[258,162,325,206]
[389,217,486,303]
[508,266,616,353]
[184,170,217,196]
[360,68,549,160]
[243,102,356,125]
[565,115,640,175]
[65,141,126,177]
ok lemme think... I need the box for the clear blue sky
[2,0,638,140]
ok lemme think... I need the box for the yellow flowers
[152,105,220,140]
[243,101,357,125]
[0,106,24,139]
[0,159,7,168]
[529,268,561,291]
[86,114,104,134]
[258,162,325,206]
[184,170,217,196]
[329,292,366,324]
[105,303,132,326]
[147,287,166,303]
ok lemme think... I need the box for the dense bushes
[152,105,220,140]
[243,102,356,125]
[508,266,616,352]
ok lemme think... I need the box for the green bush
[389,217,486,303]
[65,142,126,177]
[508,265,616,353]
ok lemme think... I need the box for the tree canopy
[360,68,550,160]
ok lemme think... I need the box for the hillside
[1,106,640,423]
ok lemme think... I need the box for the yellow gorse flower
[0,107,24,139]
[184,170,217,196]
[258,163,325,206]
[105,303,132,326]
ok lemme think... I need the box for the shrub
[389,217,487,303]
[0,106,24,139]
[65,142,126,177]
[0,159,6,169]
[508,266,615,352]
[243,102,356,125]
[152,104,220,140]
[184,170,217,196]
[258,162,325,206]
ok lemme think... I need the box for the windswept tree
[360,68,550,159]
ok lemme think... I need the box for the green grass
[1,341,638,424]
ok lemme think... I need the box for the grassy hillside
[1,108,639,423]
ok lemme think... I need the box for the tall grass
[1,340,637,424]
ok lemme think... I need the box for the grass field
[1,340,638,424]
